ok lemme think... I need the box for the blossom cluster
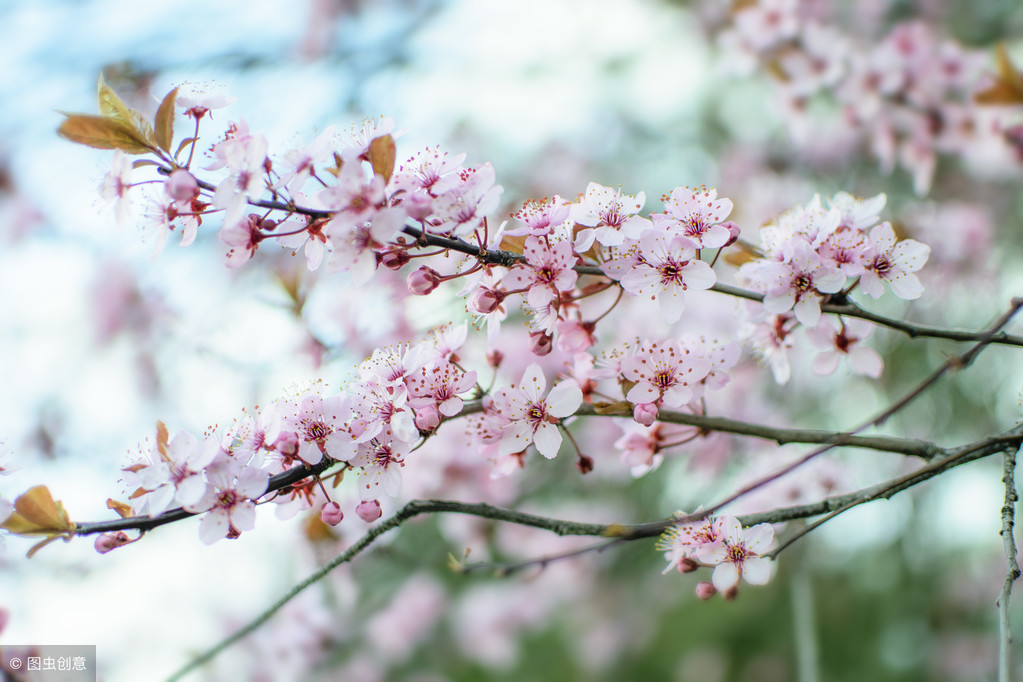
[119,325,478,543]
[717,0,1018,194]
[658,512,776,597]
[738,191,928,383]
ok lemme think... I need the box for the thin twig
[998,446,1020,682]
[165,428,1020,680]
[695,298,1023,521]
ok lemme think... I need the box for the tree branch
[163,429,1020,681]
[998,446,1020,682]
[159,164,1023,349]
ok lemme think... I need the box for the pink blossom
[271,393,359,466]
[177,82,235,120]
[430,163,503,237]
[621,339,712,408]
[351,427,408,500]
[504,196,571,237]
[694,515,775,591]
[611,233,716,323]
[99,150,134,228]
[571,182,652,251]
[185,455,270,544]
[651,185,734,249]
[389,146,466,198]
[657,512,723,574]
[488,364,583,459]
[806,317,883,378]
[859,222,930,299]
[740,238,845,327]
[502,236,579,308]
[210,123,269,227]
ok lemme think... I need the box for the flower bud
[95,531,131,554]
[408,266,442,295]
[529,331,553,356]
[379,249,411,270]
[633,402,658,426]
[677,557,699,573]
[695,581,717,600]
[0,607,8,636]
[575,454,594,474]
[720,221,741,248]
[487,349,504,369]
[414,405,441,432]
[320,501,344,526]
[165,170,199,203]
[468,287,505,314]
[356,499,382,523]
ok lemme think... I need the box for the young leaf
[975,43,1023,105]
[96,74,159,149]
[154,86,179,153]
[368,134,397,184]
[0,485,75,536]
[97,73,135,124]
[58,114,156,154]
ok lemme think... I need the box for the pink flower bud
[720,221,741,248]
[0,607,8,636]
[356,499,382,523]
[575,454,594,474]
[695,581,717,600]
[414,405,441,432]
[379,249,411,270]
[529,331,553,356]
[95,531,131,554]
[320,501,344,526]
[404,191,434,221]
[408,266,442,295]
[633,402,658,426]
[677,557,699,574]
[468,287,505,314]
[165,170,199,203]
[487,349,504,369]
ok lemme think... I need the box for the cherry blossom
[621,339,712,409]
[504,196,571,237]
[123,430,220,517]
[740,238,845,327]
[501,236,579,308]
[571,183,652,251]
[651,185,734,249]
[99,150,134,228]
[430,163,503,237]
[184,454,270,544]
[859,222,930,299]
[609,232,716,323]
[487,364,583,459]
[270,393,360,466]
[805,317,883,378]
[693,515,775,591]
[351,426,409,500]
